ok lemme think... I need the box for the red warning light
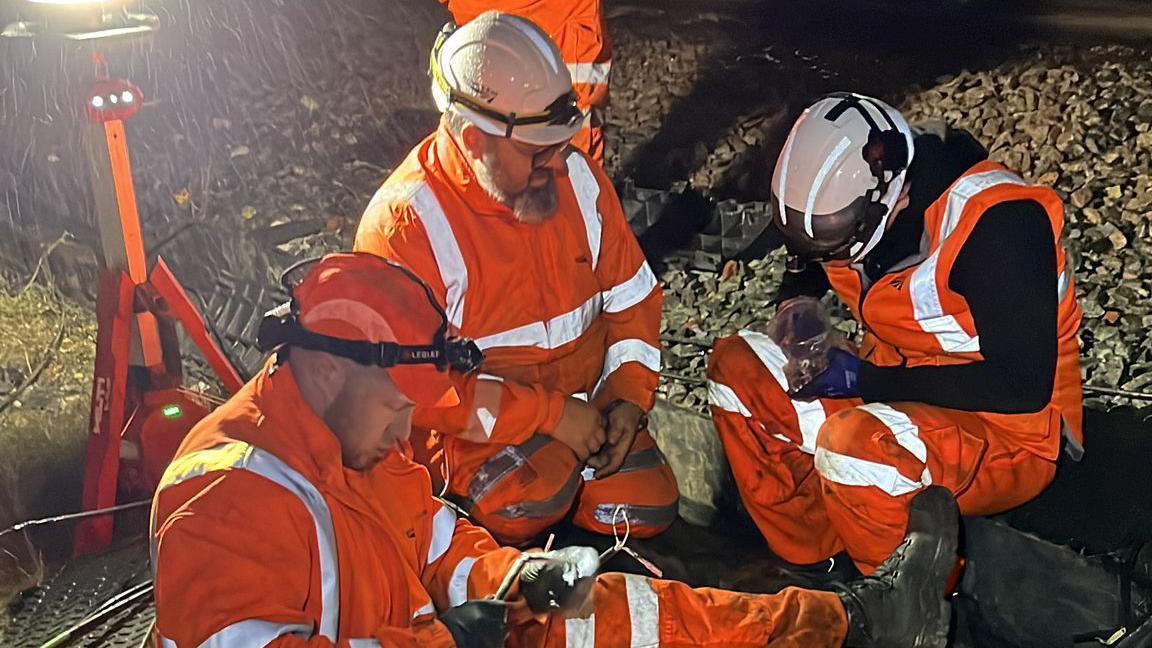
[85,78,142,123]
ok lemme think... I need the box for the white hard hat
[429,11,585,146]
[771,93,915,266]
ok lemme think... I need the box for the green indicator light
[161,404,182,419]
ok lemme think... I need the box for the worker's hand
[439,599,508,648]
[519,546,599,616]
[586,401,645,478]
[550,397,607,462]
[789,347,861,401]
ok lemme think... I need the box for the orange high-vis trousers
[421,427,680,546]
[513,572,848,647]
[707,331,1058,573]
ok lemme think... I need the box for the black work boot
[837,486,960,648]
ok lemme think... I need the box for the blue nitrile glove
[789,348,860,401]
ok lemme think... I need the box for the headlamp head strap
[257,255,484,375]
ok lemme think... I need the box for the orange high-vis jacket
[824,161,1084,460]
[354,128,661,445]
[150,358,522,646]
[440,0,611,110]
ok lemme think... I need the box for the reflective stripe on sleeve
[735,330,827,453]
[603,262,657,313]
[707,380,752,416]
[427,505,457,565]
[447,556,477,608]
[592,339,661,398]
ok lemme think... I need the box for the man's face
[472,132,569,224]
[325,361,415,471]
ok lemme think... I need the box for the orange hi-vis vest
[150,359,521,646]
[824,161,1083,461]
[355,128,661,446]
[441,0,612,110]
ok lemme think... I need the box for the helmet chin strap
[850,170,907,263]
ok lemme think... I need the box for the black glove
[439,599,507,648]
[519,546,599,614]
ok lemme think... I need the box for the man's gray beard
[474,153,559,224]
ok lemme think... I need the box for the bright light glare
[120,90,133,103]
[27,0,113,4]
[90,95,104,108]
[109,94,118,104]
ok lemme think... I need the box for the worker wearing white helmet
[708,92,1084,576]
[772,93,915,267]
[357,11,681,552]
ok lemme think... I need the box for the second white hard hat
[771,92,915,265]
[429,11,585,146]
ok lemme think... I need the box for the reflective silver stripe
[476,407,497,439]
[908,250,981,353]
[409,182,468,329]
[775,122,799,227]
[447,556,477,608]
[603,262,657,313]
[735,330,827,453]
[813,403,933,496]
[493,468,582,520]
[910,169,1029,354]
[155,443,340,641]
[468,435,553,503]
[474,291,602,350]
[566,614,597,648]
[348,640,384,648]
[427,504,457,565]
[194,621,311,647]
[593,339,661,398]
[592,503,678,529]
[707,380,751,416]
[413,601,436,619]
[857,403,929,464]
[814,447,929,496]
[803,136,852,238]
[623,574,660,647]
[567,61,612,85]
[1057,265,1071,301]
[567,152,603,271]
[938,170,1027,241]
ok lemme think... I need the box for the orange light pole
[4,2,244,555]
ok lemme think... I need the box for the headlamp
[258,257,484,375]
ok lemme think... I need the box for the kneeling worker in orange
[438,0,611,162]
[151,252,961,647]
[355,12,676,546]
[708,93,1083,574]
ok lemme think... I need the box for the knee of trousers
[814,407,883,457]
[572,434,680,538]
[814,405,932,499]
[455,435,583,546]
